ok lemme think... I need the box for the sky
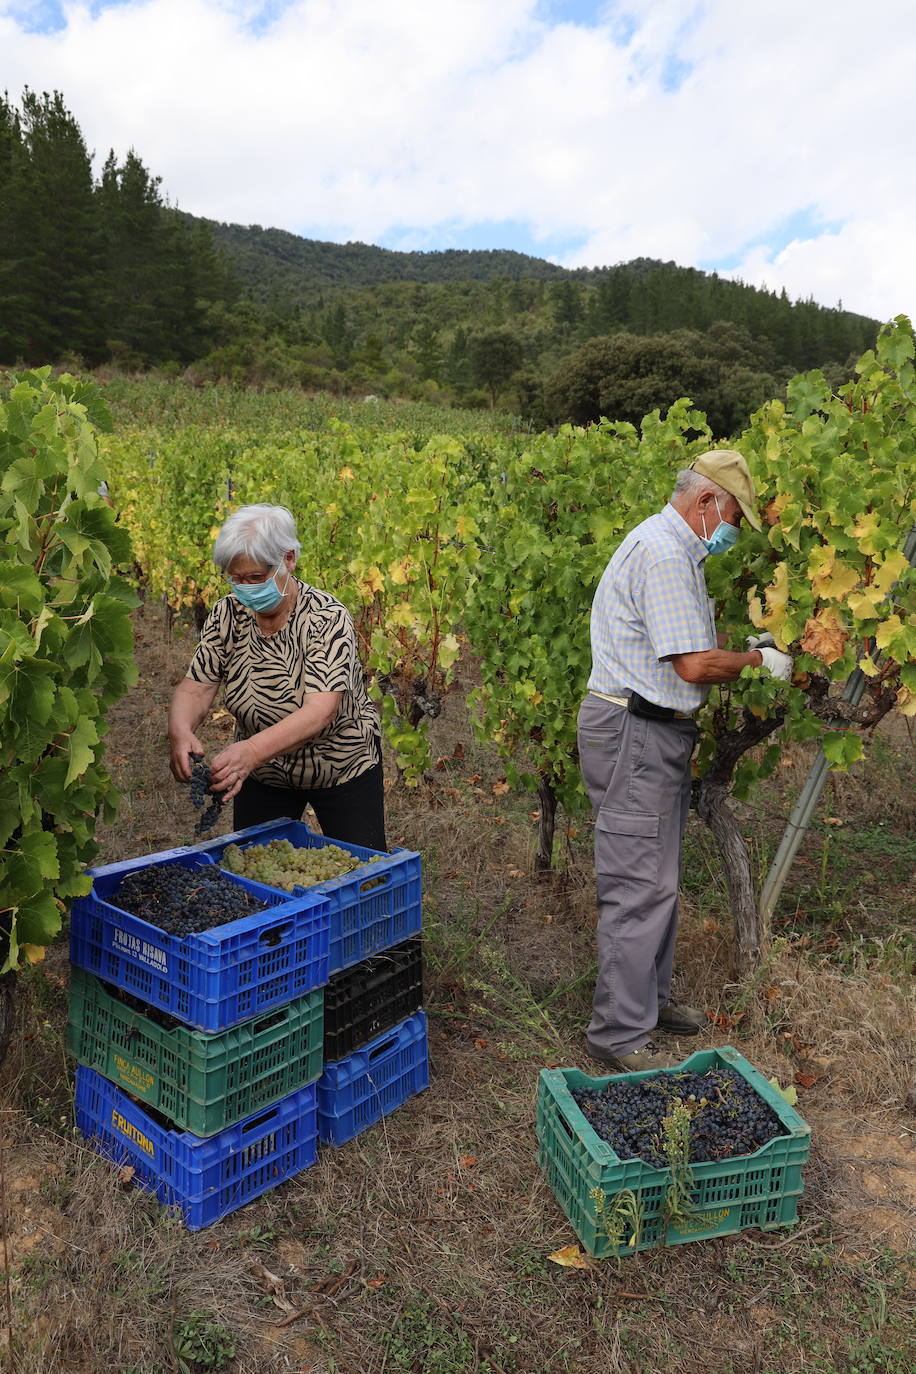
[2,0,915,322]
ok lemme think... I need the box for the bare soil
[2,601,914,1374]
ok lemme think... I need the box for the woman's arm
[208,692,343,802]
[168,677,220,781]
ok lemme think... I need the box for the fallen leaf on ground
[458,1155,477,1168]
[794,1071,821,1089]
[118,1166,135,1184]
[492,780,510,796]
[548,1244,593,1270]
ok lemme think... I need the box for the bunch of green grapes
[221,839,382,891]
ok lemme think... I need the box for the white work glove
[756,646,794,681]
[746,632,777,651]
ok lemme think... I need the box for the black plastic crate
[323,938,423,1061]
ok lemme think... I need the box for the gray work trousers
[577,693,698,1057]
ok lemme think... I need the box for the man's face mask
[700,496,740,556]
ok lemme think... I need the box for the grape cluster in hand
[187,753,226,835]
[114,861,267,937]
[572,1066,784,1168]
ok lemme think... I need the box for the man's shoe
[655,999,706,1036]
[587,1039,684,1072]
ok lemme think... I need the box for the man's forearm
[669,647,763,685]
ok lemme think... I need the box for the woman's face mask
[700,496,740,556]
[229,564,288,612]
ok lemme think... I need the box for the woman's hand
[169,731,207,783]
[209,739,260,802]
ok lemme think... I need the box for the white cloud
[1,0,915,319]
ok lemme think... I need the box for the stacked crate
[68,821,426,1228]
[194,821,429,1149]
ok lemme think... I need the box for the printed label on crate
[670,1206,732,1236]
[111,926,168,974]
[111,1052,156,1096]
[111,1109,156,1159]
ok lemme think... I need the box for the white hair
[671,469,728,503]
[212,504,301,572]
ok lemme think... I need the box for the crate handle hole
[557,1109,574,1140]
[241,1106,279,1134]
[253,1009,289,1033]
[368,1034,398,1060]
[259,924,291,948]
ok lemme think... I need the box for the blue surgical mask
[230,566,288,612]
[701,497,740,556]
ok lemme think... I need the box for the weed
[171,1311,236,1372]
[590,1185,643,1255]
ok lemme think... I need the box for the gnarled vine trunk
[694,708,786,979]
[535,771,558,874]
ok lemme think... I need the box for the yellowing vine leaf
[858,654,880,678]
[897,685,916,716]
[757,562,789,640]
[800,609,847,666]
[848,511,881,554]
[871,549,909,596]
[808,546,859,602]
[547,1244,593,1269]
[846,588,883,619]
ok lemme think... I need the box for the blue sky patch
[374,219,587,262]
[702,206,846,273]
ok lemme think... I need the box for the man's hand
[746,632,777,651]
[756,646,794,681]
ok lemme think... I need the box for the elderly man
[577,450,792,1071]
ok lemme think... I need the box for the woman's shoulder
[298,583,354,623]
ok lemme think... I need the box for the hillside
[196,218,573,298]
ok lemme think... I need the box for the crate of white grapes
[195,821,422,974]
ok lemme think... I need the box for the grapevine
[0,368,137,980]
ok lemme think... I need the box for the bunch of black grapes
[187,754,226,835]
[114,861,267,937]
[571,1066,784,1168]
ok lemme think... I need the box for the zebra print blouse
[186,580,380,790]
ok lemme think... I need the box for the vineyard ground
[3,600,915,1374]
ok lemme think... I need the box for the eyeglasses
[226,566,277,586]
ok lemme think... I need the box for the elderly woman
[168,504,386,851]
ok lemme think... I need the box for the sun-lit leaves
[0,370,135,971]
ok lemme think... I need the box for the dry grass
[2,601,915,1374]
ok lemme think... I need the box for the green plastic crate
[67,968,324,1136]
[537,1046,811,1257]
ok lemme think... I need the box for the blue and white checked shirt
[587,503,716,712]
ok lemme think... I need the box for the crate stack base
[70,821,429,1226]
[74,1065,318,1230]
[537,1046,811,1258]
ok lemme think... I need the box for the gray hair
[212,504,301,572]
[671,468,728,502]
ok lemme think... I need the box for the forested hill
[196,219,571,293]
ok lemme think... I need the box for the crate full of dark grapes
[69,849,330,1033]
[317,1010,429,1146]
[74,1064,318,1230]
[194,820,422,974]
[537,1047,810,1258]
[324,937,423,1061]
[67,967,324,1136]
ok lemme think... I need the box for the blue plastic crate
[317,1010,429,1146]
[195,820,422,975]
[69,848,330,1033]
[74,1064,318,1230]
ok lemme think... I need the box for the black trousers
[232,760,387,852]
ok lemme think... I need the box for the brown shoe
[655,999,705,1036]
[587,1039,685,1073]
